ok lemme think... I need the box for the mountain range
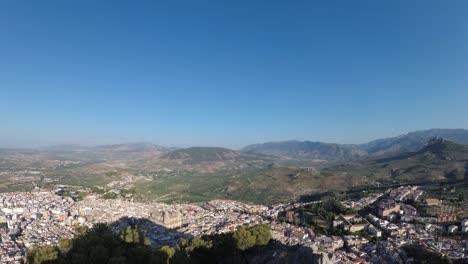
[161,146,279,163]
[151,136,468,203]
[323,137,468,185]
[39,129,468,163]
[1,129,467,204]
[242,128,468,161]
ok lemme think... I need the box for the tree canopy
[26,223,273,264]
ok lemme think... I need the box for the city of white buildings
[0,185,466,263]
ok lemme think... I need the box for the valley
[1,130,467,206]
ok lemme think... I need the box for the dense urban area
[0,184,466,263]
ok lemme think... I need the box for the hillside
[323,138,468,184]
[162,147,242,162]
[3,132,468,205]
[243,128,468,161]
[132,146,283,174]
[132,164,366,204]
[93,143,172,155]
[221,166,365,204]
[242,141,367,160]
[40,143,173,162]
[43,139,467,204]
[360,128,468,157]
[161,147,279,164]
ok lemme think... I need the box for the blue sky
[1,0,468,148]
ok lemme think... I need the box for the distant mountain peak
[242,140,367,160]
[425,136,446,145]
[243,129,468,161]
[155,146,282,173]
[418,137,458,155]
[162,147,241,162]
[93,142,170,152]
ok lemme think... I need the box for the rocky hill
[243,129,468,161]
[242,141,367,161]
[162,147,242,162]
[156,147,282,172]
[359,128,468,157]
[93,142,172,154]
[323,138,468,184]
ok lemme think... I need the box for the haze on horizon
[1,1,468,149]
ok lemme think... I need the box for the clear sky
[1,0,468,149]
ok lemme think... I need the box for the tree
[144,237,151,246]
[89,245,110,263]
[186,237,212,252]
[121,226,134,243]
[157,245,175,264]
[441,255,453,264]
[233,227,256,251]
[26,246,39,264]
[27,223,273,264]
[120,225,148,245]
[73,224,89,235]
[249,224,272,246]
[27,245,59,264]
[57,238,73,254]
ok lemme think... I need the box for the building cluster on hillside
[178,202,267,238]
[330,186,467,263]
[377,198,401,218]
[0,192,76,263]
[367,214,403,236]
[341,192,383,210]
[203,199,268,214]
[279,185,467,263]
[0,185,466,264]
[0,193,274,263]
[386,185,424,202]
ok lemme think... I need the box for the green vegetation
[279,199,357,235]
[306,199,357,220]
[73,224,89,235]
[102,191,119,199]
[27,245,58,264]
[61,190,86,201]
[403,245,453,264]
[2,137,468,206]
[171,224,272,263]
[243,129,468,161]
[27,223,273,264]
[243,140,367,160]
[324,138,468,186]
[163,147,240,163]
[132,165,349,205]
[0,183,35,193]
[120,225,151,246]
[406,183,468,219]
[250,224,273,246]
[232,227,256,250]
